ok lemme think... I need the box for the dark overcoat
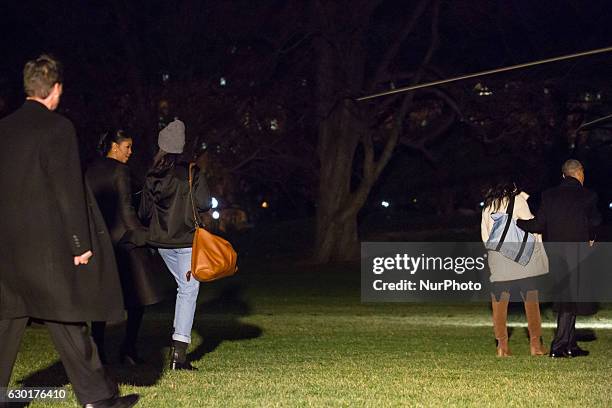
[86,158,169,308]
[517,177,601,242]
[0,101,124,322]
[518,177,602,310]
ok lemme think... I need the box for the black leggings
[491,276,539,302]
[91,306,145,353]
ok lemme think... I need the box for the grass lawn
[8,256,612,407]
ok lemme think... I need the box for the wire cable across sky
[357,45,612,101]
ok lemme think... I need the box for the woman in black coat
[138,120,211,370]
[86,129,168,364]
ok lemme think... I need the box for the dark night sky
[2,0,611,91]
[0,0,611,216]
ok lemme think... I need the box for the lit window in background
[474,82,493,96]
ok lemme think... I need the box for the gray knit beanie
[158,119,185,154]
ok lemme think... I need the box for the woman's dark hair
[483,180,519,211]
[97,129,132,156]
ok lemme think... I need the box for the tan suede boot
[491,292,511,357]
[523,290,547,356]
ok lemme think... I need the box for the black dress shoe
[567,346,590,357]
[549,350,572,358]
[83,393,139,408]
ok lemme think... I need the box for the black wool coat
[517,177,602,306]
[86,158,169,308]
[0,101,124,322]
[86,158,147,246]
[517,177,602,242]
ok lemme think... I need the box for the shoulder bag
[485,195,535,266]
[186,163,238,282]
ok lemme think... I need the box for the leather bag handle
[188,163,201,228]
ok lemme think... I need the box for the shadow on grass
[16,283,262,400]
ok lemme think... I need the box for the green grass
[8,257,612,407]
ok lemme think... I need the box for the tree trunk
[313,101,362,263]
[310,0,440,263]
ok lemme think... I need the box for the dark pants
[0,317,117,405]
[551,302,577,353]
[92,306,145,359]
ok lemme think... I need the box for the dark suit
[0,101,121,404]
[517,176,602,353]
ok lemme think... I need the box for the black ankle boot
[169,341,197,371]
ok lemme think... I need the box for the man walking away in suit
[0,55,139,407]
[517,159,602,358]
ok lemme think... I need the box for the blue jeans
[158,248,200,344]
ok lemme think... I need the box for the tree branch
[369,0,430,91]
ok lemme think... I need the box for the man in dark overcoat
[517,159,602,358]
[0,55,138,407]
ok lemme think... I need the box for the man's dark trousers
[0,317,117,404]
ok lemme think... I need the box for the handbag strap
[188,163,201,228]
[514,227,529,262]
[495,195,515,251]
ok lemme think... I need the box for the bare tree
[311,0,457,262]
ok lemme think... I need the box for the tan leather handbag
[186,164,238,282]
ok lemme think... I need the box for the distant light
[480,201,485,208]
[474,83,493,96]
[381,201,390,208]
[261,201,268,208]
[211,197,219,209]
[162,73,170,82]
[212,211,220,220]
[412,198,417,204]
[220,77,227,86]
[608,202,612,209]
[270,119,279,131]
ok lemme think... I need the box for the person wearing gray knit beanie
[158,119,185,154]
